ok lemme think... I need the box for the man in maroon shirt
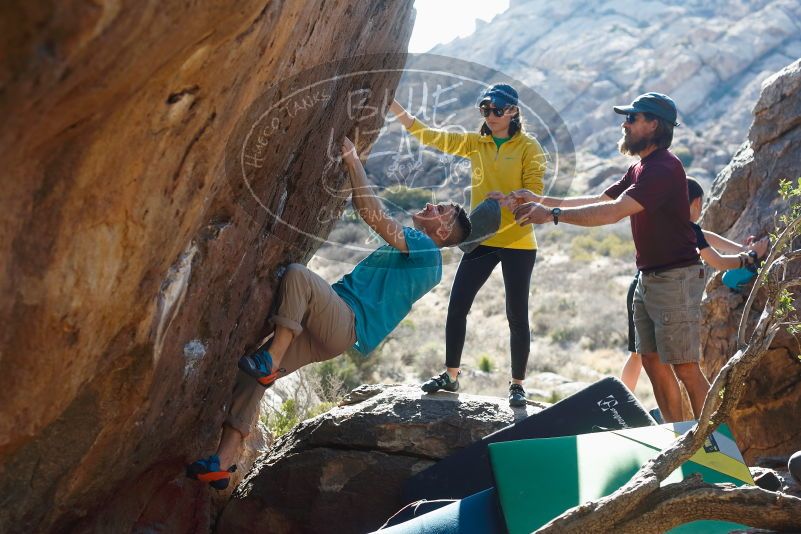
[496,92,710,423]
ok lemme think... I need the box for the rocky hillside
[700,58,801,464]
[429,0,801,188]
[0,1,414,532]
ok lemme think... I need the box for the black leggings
[445,245,537,380]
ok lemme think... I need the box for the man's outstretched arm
[488,189,612,210]
[698,247,744,271]
[341,137,408,253]
[513,194,644,227]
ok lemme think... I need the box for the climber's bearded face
[412,202,458,240]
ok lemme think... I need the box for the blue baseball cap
[479,83,518,108]
[614,92,680,126]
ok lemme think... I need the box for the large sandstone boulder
[217,384,544,534]
[0,1,414,531]
[700,58,801,464]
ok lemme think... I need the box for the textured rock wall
[700,58,801,463]
[0,1,414,532]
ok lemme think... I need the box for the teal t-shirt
[332,227,442,355]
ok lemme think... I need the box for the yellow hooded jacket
[406,118,546,250]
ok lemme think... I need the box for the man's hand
[486,191,513,210]
[514,202,552,225]
[487,189,541,211]
[508,189,541,205]
[753,236,770,259]
[341,137,358,165]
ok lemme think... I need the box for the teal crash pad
[488,422,753,533]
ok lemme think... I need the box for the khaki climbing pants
[225,263,356,436]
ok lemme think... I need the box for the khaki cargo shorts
[633,264,705,364]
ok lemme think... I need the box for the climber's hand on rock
[388,99,414,128]
[389,99,404,117]
[341,137,358,165]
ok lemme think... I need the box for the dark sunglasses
[479,105,508,118]
[625,113,638,124]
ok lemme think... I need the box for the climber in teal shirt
[333,226,442,355]
[187,137,472,489]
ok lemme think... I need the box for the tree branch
[738,216,801,346]
[783,249,801,261]
[613,476,801,533]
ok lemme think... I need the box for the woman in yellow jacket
[389,84,546,406]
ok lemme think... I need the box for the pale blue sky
[408,0,510,53]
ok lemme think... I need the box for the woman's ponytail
[509,113,522,137]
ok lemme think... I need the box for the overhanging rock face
[700,58,801,464]
[0,1,414,531]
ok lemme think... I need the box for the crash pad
[488,422,753,534]
[403,377,655,502]
[372,488,505,534]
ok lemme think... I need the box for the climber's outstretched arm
[341,137,408,253]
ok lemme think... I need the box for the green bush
[265,399,300,437]
[306,401,337,419]
[313,346,384,400]
[314,354,361,400]
[478,354,494,373]
[570,229,634,262]
[556,298,576,312]
[532,319,550,336]
[263,399,338,437]
[550,327,578,345]
[381,186,432,212]
[400,318,415,329]
[548,390,564,404]
[328,221,367,245]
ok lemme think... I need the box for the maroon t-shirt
[604,149,699,272]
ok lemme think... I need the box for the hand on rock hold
[341,137,358,165]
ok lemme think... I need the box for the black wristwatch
[551,207,562,225]
[739,250,758,268]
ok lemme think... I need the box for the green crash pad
[488,422,754,533]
